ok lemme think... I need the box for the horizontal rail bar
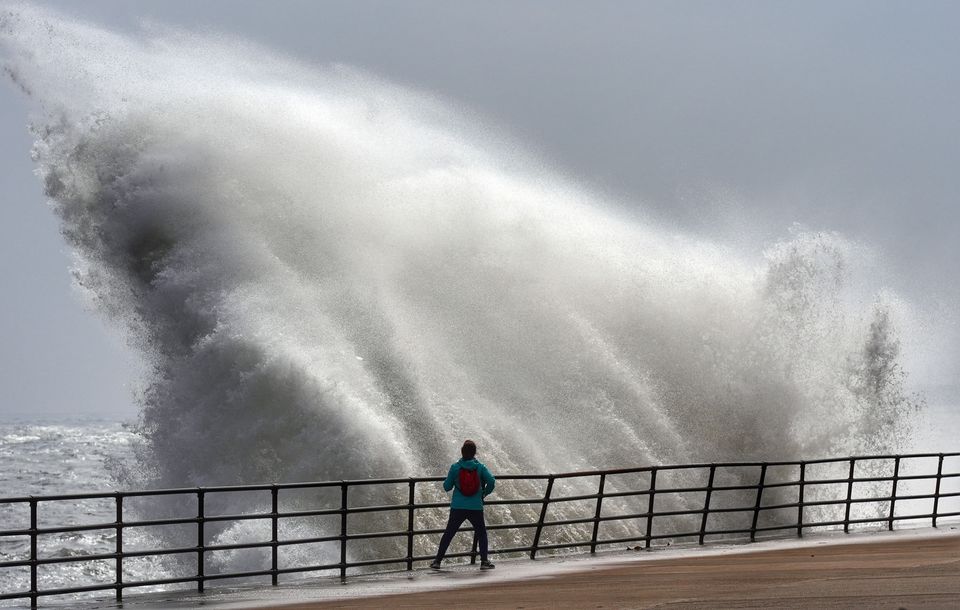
[4,451,956,505]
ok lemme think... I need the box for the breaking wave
[1,4,925,572]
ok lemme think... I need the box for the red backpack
[458,467,481,496]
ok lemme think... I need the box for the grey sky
[2,1,959,419]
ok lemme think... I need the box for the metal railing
[1,451,958,607]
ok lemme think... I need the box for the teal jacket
[443,458,495,510]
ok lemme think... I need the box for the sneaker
[480,560,495,570]
[429,560,442,570]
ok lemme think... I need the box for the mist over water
[1,4,923,501]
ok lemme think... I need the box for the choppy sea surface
[0,419,183,606]
[0,419,135,496]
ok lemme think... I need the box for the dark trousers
[434,508,488,562]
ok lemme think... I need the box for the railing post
[590,474,606,554]
[340,482,348,581]
[699,466,716,545]
[271,486,279,586]
[797,462,805,538]
[750,463,768,542]
[115,493,123,603]
[888,456,901,531]
[406,480,416,570]
[29,497,37,609]
[197,490,205,592]
[933,454,944,528]
[843,459,856,533]
[644,469,657,549]
[530,476,554,559]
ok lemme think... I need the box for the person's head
[461,439,477,460]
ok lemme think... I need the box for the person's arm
[481,465,496,498]
[443,463,457,492]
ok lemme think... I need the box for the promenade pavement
[68,527,959,609]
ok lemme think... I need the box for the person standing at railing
[430,439,497,570]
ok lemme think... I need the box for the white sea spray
[0,3,928,583]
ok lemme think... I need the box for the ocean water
[0,420,161,603]
[1,4,958,603]
[0,420,135,496]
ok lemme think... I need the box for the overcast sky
[2,0,959,419]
